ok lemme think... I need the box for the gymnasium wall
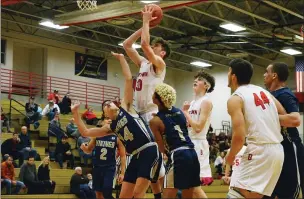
[1,31,298,130]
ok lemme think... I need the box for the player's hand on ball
[182,101,191,111]
[118,174,124,184]
[142,5,157,23]
[111,51,124,59]
[71,100,81,113]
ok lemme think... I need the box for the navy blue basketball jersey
[110,107,155,154]
[92,134,117,167]
[156,106,194,153]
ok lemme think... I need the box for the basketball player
[264,62,303,198]
[71,52,161,198]
[182,70,215,185]
[225,59,298,198]
[149,83,207,199]
[123,5,171,198]
[80,116,126,199]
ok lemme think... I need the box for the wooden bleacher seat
[1,194,78,199]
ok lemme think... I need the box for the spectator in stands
[48,90,61,104]
[81,107,98,125]
[66,118,80,138]
[48,113,67,142]
[1,133,22,167]
[87,173,93,190]
[19,156,47,194]
[113,96,121,107]
[1,155,26,194]
[2,154,18,168]
[1,107,12,133]
[59,92,72,114]
[70,167,95,199]
[55,136,75,169]
[38,156,56,194]
[42,100,60,121]
[77,135,92,167]
[37,104,43,119]
[18,126,37,166]
[214,152,225,178]
[25,96,40,129]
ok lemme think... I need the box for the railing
[1,68,120,108]
[9,98,27,121]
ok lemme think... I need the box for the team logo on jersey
[119,111,123,116]
[111,137,115,140]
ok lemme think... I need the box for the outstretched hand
[111,51,124,59]
[142,5,157,23]
[71,100,81,113]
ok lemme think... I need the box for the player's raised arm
[111,52,133,111]
[226,96,246,165]
[182,99,212,133]
[81,137,96,154]
[141,6,166,70]
[149,116,166,153]
[272,96,301,127]
[123,29,145,67]
[71,101,111,137]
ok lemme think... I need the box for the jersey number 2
[100,148,107,160]
[253,91,270,110]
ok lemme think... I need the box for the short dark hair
[229,59,253,85]
[271,62,289,82]
[28,156,35,160]
[13,132,18,136]
[194,70,215,93]
[151,37,171,59]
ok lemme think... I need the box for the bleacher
[0,99,248,198]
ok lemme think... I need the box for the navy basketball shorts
[123,144,160,184]
[93,165,116,197]
[164,148,201,190]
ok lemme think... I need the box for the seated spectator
[59,92,71,114]
[25,96,40,129]
[48,90,61,104]
[70,167,95,199]
[1,156,26,194]
[37,104,43,119]
[38,156,56,194]
[48,114,67,141]
[19,156,47,194]
[55,136,75,169]
[82,107,98,125]
[66,118,80,138]
[77,135,92,167]
[1,133,23,167]
[1,107,12,133]
[18,126,37,166]
[2,154,18,168]
[42,100,60,121]
[214,152,225,178]
[87,173,93,190]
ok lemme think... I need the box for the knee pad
[227,189,245,199]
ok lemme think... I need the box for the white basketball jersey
[229,146,247,187]
[188,95,212,140]
[232,85,283,144]
[134,59,166,114]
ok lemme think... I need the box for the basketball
[146,4,163,28]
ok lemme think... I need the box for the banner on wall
[75,52,107,80]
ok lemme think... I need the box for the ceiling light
[118,43,141,49]
[39,20,69,30]
[280,48,302,55]
[141,1,159,3]
[190,61,212,68]
[220,23,246,32]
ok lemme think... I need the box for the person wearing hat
[47,90,61,104]
[42,100,60,121]
[25,96,40,129]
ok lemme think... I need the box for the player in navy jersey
[81,117,126,199]
[149,83,207,198]
[71,52,161,198]
[264,62,303,198]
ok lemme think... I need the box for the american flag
[296,56,304,92]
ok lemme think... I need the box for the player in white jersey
[123,6,171,198]
[225,59,298,198]
[182,70,215,185]
[223,145,247,198]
